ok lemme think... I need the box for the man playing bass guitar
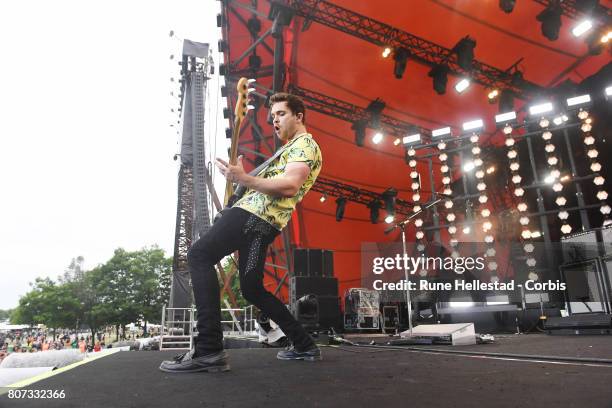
[160,92,323,373]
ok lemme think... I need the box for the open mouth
[274,125,281,133]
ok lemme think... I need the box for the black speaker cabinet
[293,248,334,277]
[289,276,338,304]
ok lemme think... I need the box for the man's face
[271,101,302,141]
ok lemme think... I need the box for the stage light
[529,102,553,115]
[448,225,457,234]
[472,146,481,155]
[463,161,475,172]
[366,98,386,128]
[601,205,612,215]
[475,170,485,179]
[587,149,599,158]
[368,200,381,224]
[335,197,346,222]
[393,47,409,79]
[499,0,516,13]
[507,150,517,159]
[486,248,496,257]
[455,78,471,94]
[385,215,395,224]
[536,4,562,41]
[521,230,532,239]
[428,65,449,95]
[553,116,564,126]
[560,175,571,182]
[445,200,454,209]
[572,20,593,37]
[531,231,542,238]
[320,194,327,203]
[438,142,447,150]
[462,119,483,131]
[547,156,558,166]
[510,162,520,171]
[567,94,591,107]
[520,216,530,226]
[477,182,486,191]
[542,131,552,140]
[556,196,567,206]
[518,202,528,212]
[514,188,525,197]
[382,188,397,219]
[403,133,421,146]
[415,218,424,228]
[558,210,569,220]
[393,138,401,146]
[351,119,367,147]
[447,213,456,222]
[512,174,522,183]
[606,86,612,97]
[581,122,592,132]
[597,191,608,200]
[540,118,550,128]
[415,230,424,239]
[591,162,602,172]
[524,243,534,253]
[594,176,605,186]
[488,89,499,101]
[495,111,517,123]
[484,235,494,243]
[478,195,488,204]
[474,158,483,167]
[432,127,451,138]
[483,221,492,230]
[453,36,476,71]
[526,258,536,267]
[410,171,419,179]
[488,261,498,270]
[372,132,383,144]
[561,224,572,234]
[463,226,471,234]
[382,47,392,58]
[545,144,556,153]
[486,166,496,174]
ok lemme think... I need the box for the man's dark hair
[269,92,306,124]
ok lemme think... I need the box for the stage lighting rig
[428,64,449,95]
[393,47,409,79]
[536,3,562,41]
[453,36,476,71]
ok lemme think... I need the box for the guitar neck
[223,115,243,206]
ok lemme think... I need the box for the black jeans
[187,207,315,353]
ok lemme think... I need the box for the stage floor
[1,333,611,408]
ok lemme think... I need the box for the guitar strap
[228,142,290,206]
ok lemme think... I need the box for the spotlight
[536,3,562,41]
[382,47,392,58]
[382,188,398,218]
[366,98,386,129]
[495,111,517,124]
[463,161,475,172]
[566,94,591,107]
[372,132,383,144]
[487,89,499,102]
[607,86,612,98]
[385,215,395,224]
[462,119,484,131]
[403,133,421,146]
[529,102,553,116]
[335,197,347,222]
[572,20,593,37]
[428,65,449,95]
[393,47,409,79]
[455,78,471,93]
[453,36,477,71]
[368,200,381,224]
[351,119,367,147]
[499,0,516,13]
[320,194,327,203]
[499,89,515,113]
[432,127,451,138]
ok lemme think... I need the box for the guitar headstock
[234,77,256,122]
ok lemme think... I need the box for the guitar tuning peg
[247,78,256,84]
[247,104,255,111]
[247,87,256,94]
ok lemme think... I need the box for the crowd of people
[0,331,106,362]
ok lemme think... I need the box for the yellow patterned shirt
[234,133,322,230]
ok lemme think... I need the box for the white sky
[0,0,227,309]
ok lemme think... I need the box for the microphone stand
[385,196,444,336]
